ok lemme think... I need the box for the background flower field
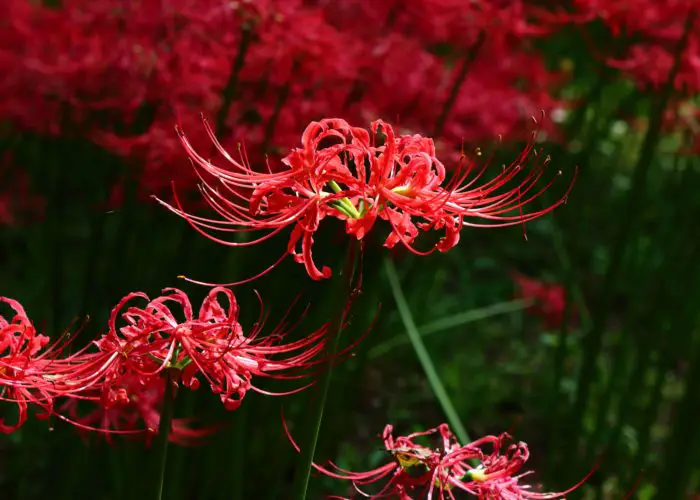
[1,1,699,498]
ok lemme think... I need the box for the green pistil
[328,180,343,194]
[464,468,487,482]
[172,356,192,370]
[327,181,362,219]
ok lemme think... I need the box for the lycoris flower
[2,287,339,441]
[455,432,593,499]
[0,298,69,433]
[291,423,590,499]
[62,286,334,436]
[307,423,467,499]
[157,117,575,281]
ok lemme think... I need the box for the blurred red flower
[512,272,570,329]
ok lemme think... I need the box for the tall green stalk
[231,402,249,500]
[383,256,469,444]
[291,242,360,500]
[369,298,531,359]
[653,320,700,500]
[153,370,177,500]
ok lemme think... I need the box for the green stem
[231,402,249,500]
[154,370,177,500]
[383,256,469,444]
[292,243,360,500]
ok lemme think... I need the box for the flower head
[0,298,67,433]
[456,433,592,499]
[296,423,462,499]
[300,423,591,499]
[158,117,574,281]
[68,286,332,421]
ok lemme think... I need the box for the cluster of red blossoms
[0,0,571,212]
[290,423,590,499]
[0,1,697,225]
[0,288,335,442]
[158,117,574,281]
[549,1,700,148]
[566,0,699,93]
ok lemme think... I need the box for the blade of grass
[369,298,533,359]
[383,256,469,444]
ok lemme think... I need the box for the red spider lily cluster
[0,288,336,442]
[290,423,590,499]
[0,298,65,433]
[543,0,699,94]
[0,0,573,204]
[157,117,574,281]
[546,1,700,150]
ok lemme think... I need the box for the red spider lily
[69,287,334,413]
[2,0,571,203]
[511,272,569,330]
[555,1,699,95]
[0,297,119,433]
[453,433,593,499]
[158,117,574,281]
[291,423,591,499]
[285,423,465,499]
[0,298,65,433]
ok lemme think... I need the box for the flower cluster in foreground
[158,117,575,281]
[0,288,336,442]
[294,423,591,499]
